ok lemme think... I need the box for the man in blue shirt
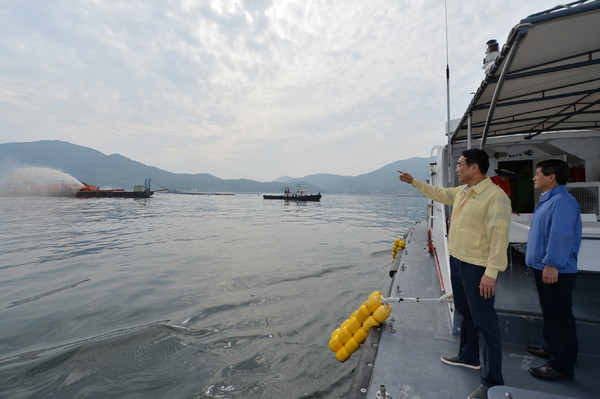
[525,159,582,381]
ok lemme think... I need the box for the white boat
[349,2,600,398]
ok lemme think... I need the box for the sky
[0,0,562,181]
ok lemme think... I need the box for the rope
[381,293,453,304]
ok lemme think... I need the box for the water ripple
[0,194,427,398]
[7,279,91,308]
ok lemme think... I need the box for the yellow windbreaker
[412,177,511,279]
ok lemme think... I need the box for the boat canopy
[451,0,600,147]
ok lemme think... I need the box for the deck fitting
[376,384,391,399]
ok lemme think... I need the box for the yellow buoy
[344,337,360,354]
[337,325,352,343]
[339,319,350,332]
[330,328,340,340]
[353,305,370,323]
[364,296,381,313]
[328,335,343,352]
[362,315,380,331]
[329,290,390,362]
[368,291,383,300]
[335,346,351,362]
[372,303,392,323]
[353,327,368,344]
[346,317,361,334]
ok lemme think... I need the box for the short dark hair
[536,159,569,185]
[461,148,489,174]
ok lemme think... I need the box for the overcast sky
[1,0,560,181]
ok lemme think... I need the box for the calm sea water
[0,193,427,398]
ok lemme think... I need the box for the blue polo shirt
[525,185,582,273]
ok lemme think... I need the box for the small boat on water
[349,2,600,398]
[263,186,321,201]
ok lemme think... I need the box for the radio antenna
[444,0,453,184]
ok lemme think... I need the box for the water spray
[0,167,84,197]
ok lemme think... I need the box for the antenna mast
[444,0,453,185]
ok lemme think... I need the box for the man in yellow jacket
[398,148,511,399]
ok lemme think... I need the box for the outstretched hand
[397,171,414,184]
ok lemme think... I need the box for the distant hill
[284,173,354,189]
[318,158,433,193]
[273,176,294,183]
[284,158,433,193]
[0,140,434,193]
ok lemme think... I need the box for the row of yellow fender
[392,238,406,259]
[328,291,392,362]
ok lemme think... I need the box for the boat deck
[349,219,600,399]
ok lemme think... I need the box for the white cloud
[0,0,560,180]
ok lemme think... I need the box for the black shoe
[440,354,481,370]
[525,345,550,359]
[529,365,573,381]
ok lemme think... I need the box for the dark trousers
[533,269,578,377]
[450,256,504,387]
